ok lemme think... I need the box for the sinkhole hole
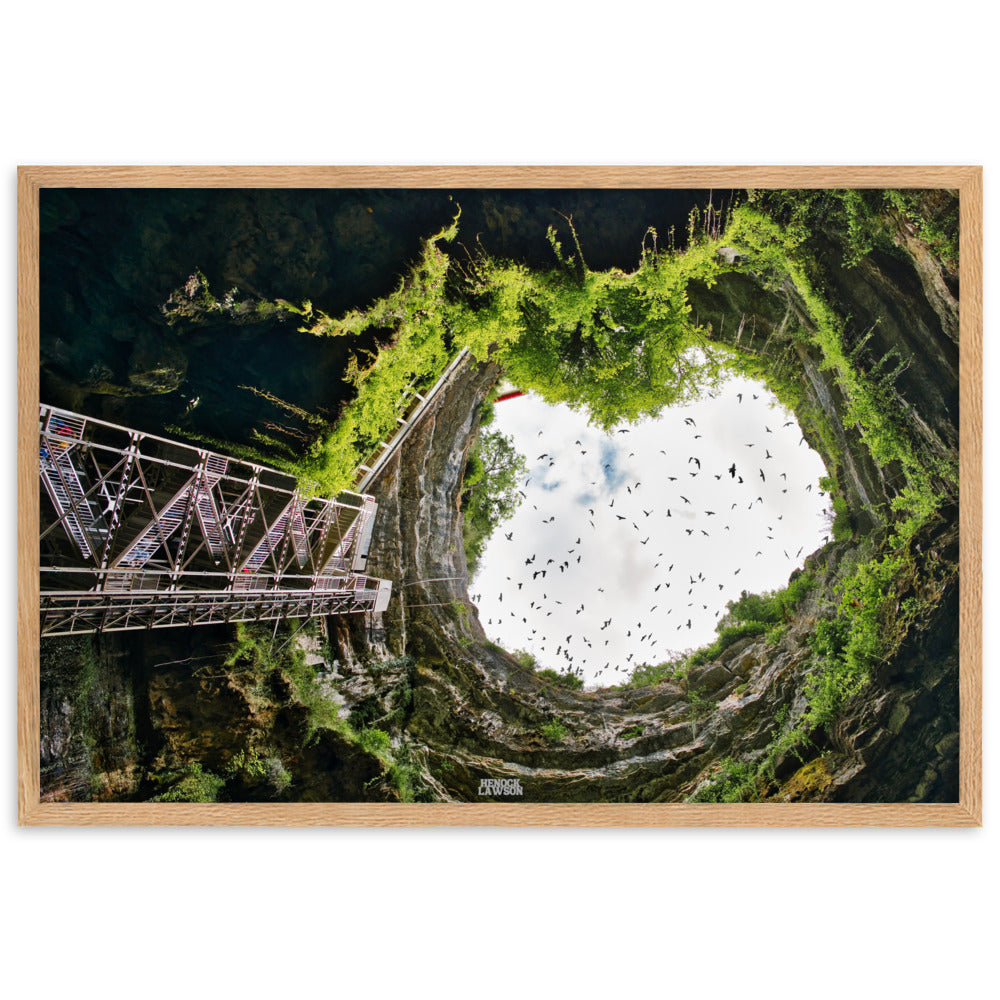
[470,374,831,688]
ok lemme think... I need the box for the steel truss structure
[39,404,392,636]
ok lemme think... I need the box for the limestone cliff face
[334,228,960,804]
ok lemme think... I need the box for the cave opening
[469,367,831,689]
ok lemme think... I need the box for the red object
[495,390,526,403]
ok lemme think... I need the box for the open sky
[471,373,830,688]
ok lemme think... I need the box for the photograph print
[29,173,969,814]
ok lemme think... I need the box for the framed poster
[17,166,982,825]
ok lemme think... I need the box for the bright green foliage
[831,495,852,541]
[462,225,734,431]
[512,648,537,670]
[461,430,528,576]
[386,740,434,802]
[224,748,293,796]
[293,214,463,494]
[689,758,761,803]
[719,572,816,631]
[205,187,956,526]
[358,726,392,758]
[512,648,584,689]
[686,622,772,670]
[802,539,937,731]
[541,719,568,742]
[624,652,691,688]
[536,668,584,690]
[151,762,226,803]
[228,747,268,781]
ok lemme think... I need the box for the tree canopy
[460,429,528,577]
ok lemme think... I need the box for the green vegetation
[513,648,585,690]
[223,748,294,796]
[150,762,226,803]
[358,726,392,757]
[688,758,760,803]
[536,668,584,691]
[461,427,528,577]
[541,719,568,742]
[288,212,463,495]
[299,191,954,767]
[625,651,691,689]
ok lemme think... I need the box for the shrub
[831,495,852,541]
[358,726,392,757]
[536,668,584,690]
[461,430,528,577]
[227,747,267,781]
[265,757,292,794]
[512,648,537,670]
[689,758,761,802]
[541,719,568,742]
[151,762,226,803]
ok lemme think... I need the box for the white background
[3,4,994,997]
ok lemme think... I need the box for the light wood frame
[17,166,982,826]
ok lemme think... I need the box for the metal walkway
[39,404,392,637]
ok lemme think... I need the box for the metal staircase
[38,404,392,636]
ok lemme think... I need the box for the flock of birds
[472,381,830,688]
